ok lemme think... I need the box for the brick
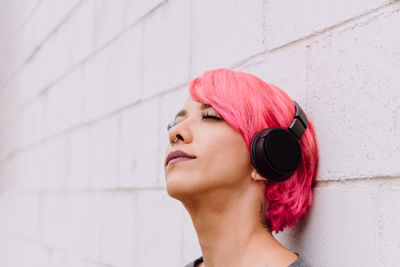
[190,0,265,78]
[307,10,400,180]
[132,190,182,267]
[0,166,6,191]
[12,54,48,106]
[0,113,22,160]
[0,230,13,266]
[5,154,25,192]
[57,67,84,131]
[375,182,400,265]
[3,150,44,194]
[41,194,68,247]
[64,193,102,260]
[14,194,41,240]
[0,193,14,233]
[142,0,191,97]
[41,193,103,260]
[0,193,39,240]
[0,162,15,192]
[67,128,91,191]
[13,147,43,192]
[20,96,45,146]
[43,85,63,137]
[0,25,21,92]
[58,0,94,72]
[81,52,109,122]
[92,0,165,50]
[88,117,119,190]
[100,193,136,266]
[104,24,143,112]
[0,87,20,126]
[118,97,160,188]
[41,138,69,191]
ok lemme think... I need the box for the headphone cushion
[264,129,302,173]
[251,128,302,182]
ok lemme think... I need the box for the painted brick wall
[0,0,399,266]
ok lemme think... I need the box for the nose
[168,117,194,146]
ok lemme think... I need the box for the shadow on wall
[274,184,319,256]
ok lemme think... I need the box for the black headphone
[250,101,308,182]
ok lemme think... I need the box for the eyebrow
[174,104,212,119]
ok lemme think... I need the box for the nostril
[176,134,184,141]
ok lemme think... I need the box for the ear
[251,169,267,182]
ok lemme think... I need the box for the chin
[165,172,207,201]
[165,175,193,200]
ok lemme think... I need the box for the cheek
[201,132,250,184]
[164,127,250,198]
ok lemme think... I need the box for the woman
[164,69,319,267]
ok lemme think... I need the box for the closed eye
[166,113,223,131]
[201,114,223,121]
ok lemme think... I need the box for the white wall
[0,0,399,266]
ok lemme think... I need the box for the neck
[182,182,288,267]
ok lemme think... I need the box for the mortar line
[1,176,400,196]
[317,175,400,185]
[18,0,43,29]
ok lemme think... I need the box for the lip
[165,149,196,166]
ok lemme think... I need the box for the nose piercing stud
[170,138,178,144]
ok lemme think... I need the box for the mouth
[166,157,195,166]
[165,149,196,166]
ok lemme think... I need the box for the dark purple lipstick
[165,150,196,166]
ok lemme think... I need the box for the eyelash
[166,113,222,131]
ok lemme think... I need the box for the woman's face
[164,96,252,200]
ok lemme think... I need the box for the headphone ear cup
[251,128,302,182]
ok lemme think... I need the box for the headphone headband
[288,101,308,139]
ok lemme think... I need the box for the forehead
[183,97,197,107]
[174,97,213,119]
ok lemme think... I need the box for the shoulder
[288,253,312,267]
[184,256,203,267]
[184,254,311,267]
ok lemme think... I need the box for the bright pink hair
[189,68,319,233]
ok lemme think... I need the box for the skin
[164,96,298,267]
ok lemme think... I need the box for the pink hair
[189,68,319,233]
